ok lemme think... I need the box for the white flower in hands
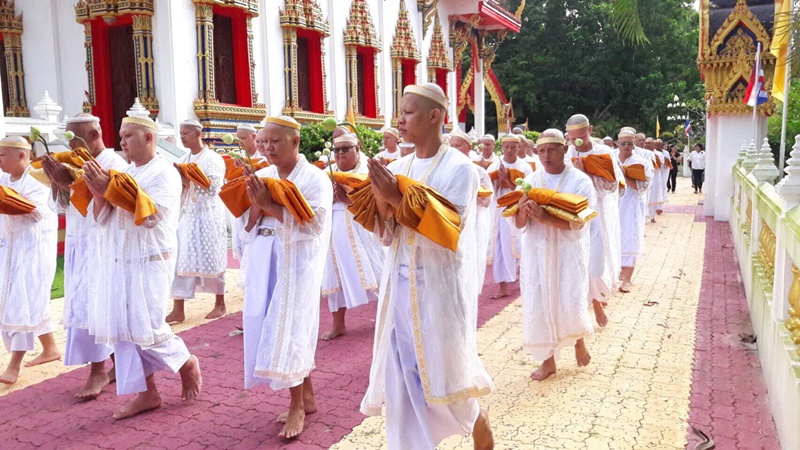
[221,134,236,145]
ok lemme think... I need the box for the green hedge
[299,123,384,162]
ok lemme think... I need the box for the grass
[51,255,64,299]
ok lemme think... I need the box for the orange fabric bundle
[488,168,526,184]
[665,158,674,170]
[474,160,491,170]
[70,177,92,216]
[0,185,36,215]
[477,187,493,198]
[346,176,462,252]
[330,171,368,190]
[103,170,158,226]
[218,176,315,224]
[31,148,95,170]
[622,164,647,182]
[176,163,211,189]
[497,188,589,215]
[225,159,270,181]
[528,162,537,172]
[653,155,662,169]
[577,154,616,182]
[312,161,328,170]
[347,181,380,233]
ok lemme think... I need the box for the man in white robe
[616,129,654,293]
[375,128,401,162]
[511,129,596,381]
[321,133,385,340]
[166,120,228,323]
[240,116,332,439]
[82,117,201,419]
[644,137,666,223]
[487,135,533,299]
[360,84,494,450]
[603,136,615,149]
[0,137,60,385]
[633,133,657,220]
[656,139,671,208]
[565,114,623,328]
[473,134,500,169]
[41,113,127,398]
[451,128,494,294]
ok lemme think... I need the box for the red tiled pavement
[686,211,780,450]
[0,271,516,450]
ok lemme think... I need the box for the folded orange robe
[312,161,328,170]
[70,177,92,217]
[0,185,36,215]
[665,158,674,170]
[528,162,537,172]
[175,163,211,189]
[31,148,95,170]
[225,159,270,181]
[576,154,616,182]
[488,168,526,185]
[103,170,158,226]
[622,164,647,182]
[346,176,462,252]
[653,155,662,169]
[497,189,589,215]
[330,171,368,190]
[218,176,315,224]
[474,160,491,170]
[478,187,493,198]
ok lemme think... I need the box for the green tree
[768,80,800,163]
[491,0,702,137]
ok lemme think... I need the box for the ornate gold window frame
[280,0,332,124]
[192,0,266,146]
[0,0,28,117]
[75,0,159,116]
[344,0,383,128]
[426,16,451,83]
[391,1,420,122]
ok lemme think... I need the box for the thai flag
[745,43,769,107]
[684,117,691,137]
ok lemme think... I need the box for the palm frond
[611,0,650,46]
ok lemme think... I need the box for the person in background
[667,144,681,193]
[687,143,705,194]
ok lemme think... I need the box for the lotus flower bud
[64,131,76,140]
[321,117,338,132]
[221,134,235,145]
[575,138,584,147]
[29,126,42,142]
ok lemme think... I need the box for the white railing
[730,136,800,449]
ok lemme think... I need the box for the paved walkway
[0,184,781,449]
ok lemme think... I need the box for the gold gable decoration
[279,0,329,36]
[427,15,451,72]
[391,1,420,61]
[698,0,776,116]
[417,0,438,38]
[344,0,380,49]
[205,0,258,15]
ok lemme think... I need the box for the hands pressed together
[367,157,401,209]
[83,161,111,198]
[41,155,73,188]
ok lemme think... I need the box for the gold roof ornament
[279,0,329,36]
[344,0,380,49]
[427,16,451,71]
[391,0,420,61]
[698,0,776,116]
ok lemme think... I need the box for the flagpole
[752,42,762,145]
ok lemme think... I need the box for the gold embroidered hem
[253,364,315,384]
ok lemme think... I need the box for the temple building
[0,0,522,149]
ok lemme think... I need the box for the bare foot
[75,372,110,400]
[491,291,509,299]
[0,367,19,385]
[278,408,305,439]
[276,399,318,423]
[165,310,185,324]
[592,299,608,328]
[320,325,346,341]
[107,367,116,384]
[618,281,631,293]
[204,304,226,320]
[650,218,656,223]
[531,358,556,381]
[473,408,494,450]
[24,349,61,367]
[112,390,162,420]
[234,324,243,332]
[656,209,663,215]
[575,339,591,367]
[179,355,202,401]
